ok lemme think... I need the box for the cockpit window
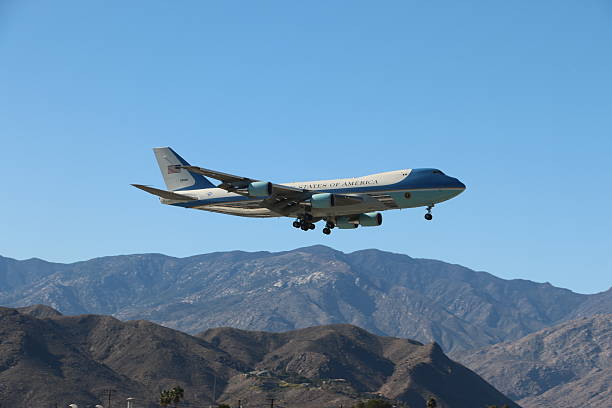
[432,170,445,175]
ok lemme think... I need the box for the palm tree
[160,390,172,407]
[160,386,185,407]
[171,386,184,407]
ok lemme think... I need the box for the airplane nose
[449,177,466,190]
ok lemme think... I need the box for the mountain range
[1,246,609,353]
[0,305,519,408]
[1,246,610,408]
[457,313,611,408]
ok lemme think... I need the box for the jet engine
[310,193,335,209]
[248,181,272,197]
[336,216,358,229]
[336,212,383,229]
[359,212,383,226]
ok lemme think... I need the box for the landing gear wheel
[301,224,309,231]
[425,204,434,221]
[309,223,315,230]
[323,227,331,235]
[293,221,301,228]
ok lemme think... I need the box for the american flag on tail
[167,165,181,174]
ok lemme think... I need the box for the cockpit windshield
[432,170,445,175]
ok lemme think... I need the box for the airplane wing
[131,184,197,201]
[182,166,304,195]
[182,165,362,215]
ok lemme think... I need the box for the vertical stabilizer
[153,147,216,191]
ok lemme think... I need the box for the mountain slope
[0,246,595,352]
[456,314,612,408]
[0,307,144,407]
[566,287,612,319]
[517,367,611,408]
[0,306,519,408]
[200,325,520,408]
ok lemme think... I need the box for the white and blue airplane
[133,147,466,235]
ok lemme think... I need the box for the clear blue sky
[1,1,610,294]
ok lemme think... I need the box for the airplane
[132,147,466,235]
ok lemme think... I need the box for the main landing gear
[424,205,434,221]
[293,215,316,231]
[292,217,335,235]
[322,221,335,235]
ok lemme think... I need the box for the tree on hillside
[160,386,185,407]
[353,399,393,408]
[426,397,437,408]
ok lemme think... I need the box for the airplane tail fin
[153,147,216,191]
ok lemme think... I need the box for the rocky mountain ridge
[1,246,609,353]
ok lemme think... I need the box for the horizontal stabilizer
[131,184,196,201]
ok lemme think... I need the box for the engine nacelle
[310,193,335,209]
[336,216,358,229]
[248,181,272,197]
[359,212,383,227]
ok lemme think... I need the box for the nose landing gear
[424,205,434,221]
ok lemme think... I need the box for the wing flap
[333,195,364,206]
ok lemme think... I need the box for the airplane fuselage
[163,168,466,218]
